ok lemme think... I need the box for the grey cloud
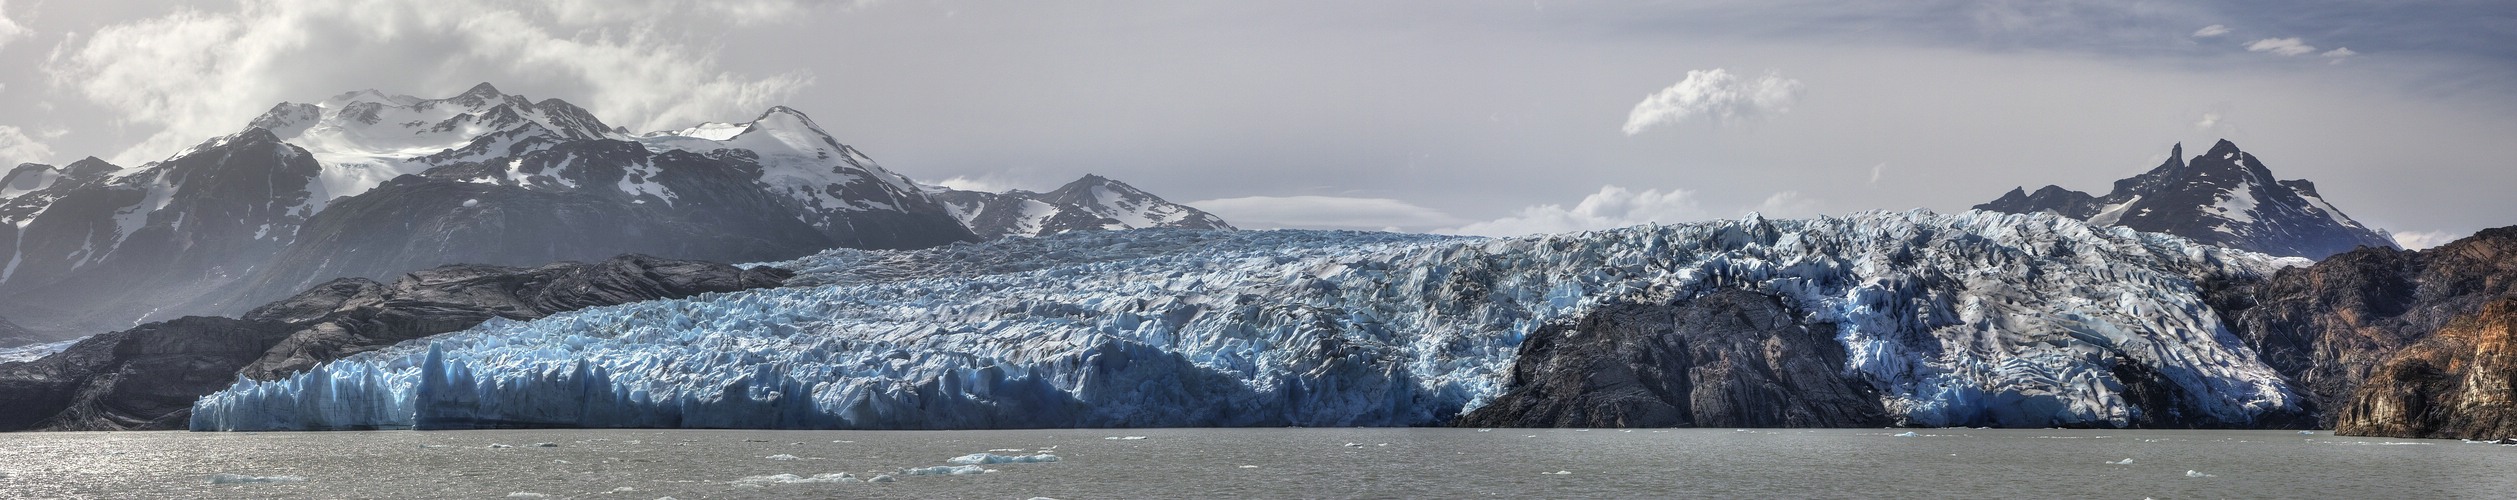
[42,0,819,165]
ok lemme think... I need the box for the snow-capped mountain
[0,132,322,339]
[933,174,1235,239]
[0,84,978,337]
[246,82,629,209]
[1976,140,2396,259]
[193,210,2309,431]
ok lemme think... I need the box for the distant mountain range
[0,83,1227,342]
[1976,139,2396,259]
[932,174,1234,240]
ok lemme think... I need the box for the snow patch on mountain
[194,210,2302,431]
[639,107,916,213]
[245,83,628,208]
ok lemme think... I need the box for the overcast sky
[2,1,2511,246]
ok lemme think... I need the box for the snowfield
[191,210,2305,431]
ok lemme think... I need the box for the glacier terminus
[191,209,2308,431]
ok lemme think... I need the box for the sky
[1,1,2511,247]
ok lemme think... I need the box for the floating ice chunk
[2110,458,2134,465]
[506,493,547,498]
[869,474,897,483]
[764,454,803,461]
[2185,470,2214,478]
[733,473,859,486]
[948,453,1060,465]
[1342,443,1364,447]
[1238,465,1259,469]
[487,443,513,449]
[2297,431,2314,435]
[208,474,305,484]
[1894,431,1920,437]
[604,486,636,494]
[1376,443,1389,447]
[1546,471,1572,475]
[904,465,991,476]
[1477,429,1493,432]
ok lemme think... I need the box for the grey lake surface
[1,428,2510,499]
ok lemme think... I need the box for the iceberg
[947,453,1059,465]
[733,473,859,485]
[903,465,991,476]
[192,210,2304,431]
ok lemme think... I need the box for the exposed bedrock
[2212,226,2517,434]
[2335,297,2517,439]
[1457,290,1889,428]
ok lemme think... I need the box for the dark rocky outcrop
[2336,297,2517,439]
[1456,290,1890,428]
[0,254,788,431]
[1976,140,2397,259]
[2212,226,2517,434]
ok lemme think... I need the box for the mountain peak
[460,82,504,99]
[1976,140,2394,258]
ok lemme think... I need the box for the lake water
[1,428,2510,499]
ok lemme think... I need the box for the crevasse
[191,209,2304,431]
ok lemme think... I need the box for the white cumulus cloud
[2245,37,2316,56]
[2191,24,2230,38]
[1437,185,1822,237]
[0,125,53,167]
[1189,195,1465,231]
[2321,47,2356,58]
[0,0,27,54]
[44,0,820,166]
[1622,69,1803,135]
[2391,230,2461,250]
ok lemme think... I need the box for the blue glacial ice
[191,210,2305,431]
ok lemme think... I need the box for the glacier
[191,209,2305,431]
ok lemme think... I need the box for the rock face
[1455,290,1890,428]
[2213,226,2517,432]
[0,132,322,339]
[1977,140,2396,259]
[0,254,787,431]
[2336,297,2517,439]
[0,85,973,335]
[934,174,1233,239]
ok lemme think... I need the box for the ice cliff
[191,210,2307,431]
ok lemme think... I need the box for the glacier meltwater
[191,210,2304,431]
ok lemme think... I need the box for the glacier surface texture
[192,210,2304,431]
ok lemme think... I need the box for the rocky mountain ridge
[0,84,1225,341]
[933,174,1234,239]
[1977,140,2396,259]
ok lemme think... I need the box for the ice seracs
[195,209,2305,431]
